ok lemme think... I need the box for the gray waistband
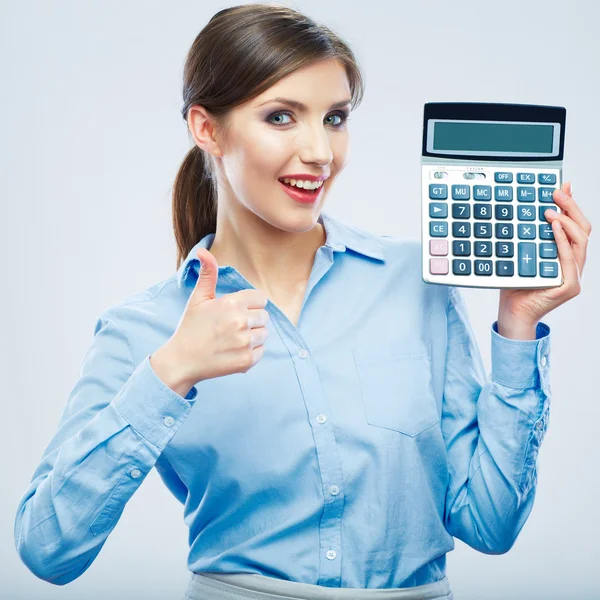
[189,572,452,600]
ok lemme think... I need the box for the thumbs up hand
[150,248,270,394]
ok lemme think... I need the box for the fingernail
[546,209,558,216]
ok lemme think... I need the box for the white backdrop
[2,1,598,599]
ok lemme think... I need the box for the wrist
[149,343,195,398]
[496,315,538,340]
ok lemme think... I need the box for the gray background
[2,1,598,598]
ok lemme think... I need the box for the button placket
[275,335,343,584]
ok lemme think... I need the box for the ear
[187,104,224,158]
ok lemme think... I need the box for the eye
[266,110,350,129]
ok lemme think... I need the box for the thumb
[191,248,219,302]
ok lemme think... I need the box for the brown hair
[172,3,365,269]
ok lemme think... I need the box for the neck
[208,209,327,297]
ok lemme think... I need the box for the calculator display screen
[427,119,560,158]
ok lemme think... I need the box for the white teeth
[281,178,324,190]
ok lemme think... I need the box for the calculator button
[517,205,535,221]
[539,223,555,240]
[517,172,535,184]
[474,241,492,256]
[452,222,471,237]
[453,259,471,275]
[495,204,513,220]
[539,205,558,222]
[496,241,514,257]
[495,172,513,183]
[473,185,492,200]
[474,204,492,219]
[494,186,513,201]
[539,242,557,258]
[540,262,559,277]
[538,173,557,184]
[474,260,493,276]
[453,240,471,255]
[496,261,515,276]
[475,223,492,238]
[519,242,537,277]
[430,222,448,237]
[430,258,449,274]
[518,223,536,239]
[429,184,448,199]
[517,187,535,202]
[496,223,513,238]
[429,202,448,218]
[538,187,555,202]
[452,203,470,219]
[452,185,470,200]
[430,239,448,255]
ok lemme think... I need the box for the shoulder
[95,276,184,350]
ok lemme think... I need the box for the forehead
[250,59,351,110]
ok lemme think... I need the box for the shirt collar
[176,210,386,289]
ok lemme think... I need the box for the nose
[298,121,334,166]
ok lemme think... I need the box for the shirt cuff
[491,321,551,391]
[113,355,196,450]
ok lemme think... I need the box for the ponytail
[172,145,217,270]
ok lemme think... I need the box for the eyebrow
[257,97,352,111]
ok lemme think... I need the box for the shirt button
[326,550,337,560]
[130,468,142,479]
[316,414,327,424]
[163,416,175,427]
[540,355,547,367]
[298,349,309,359]
[329,485,339,495]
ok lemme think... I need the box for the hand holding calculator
[421,102,566,289]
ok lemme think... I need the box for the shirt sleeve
[441,285,551,554]
[14,313,194,585]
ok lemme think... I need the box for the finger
[553,182,592,237]
[550,218,581,292]
[544,209,588,275]
[564,181,573,197]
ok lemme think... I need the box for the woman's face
[212,58,352,231]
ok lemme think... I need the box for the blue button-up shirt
[14,211,551,589]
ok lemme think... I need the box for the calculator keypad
[425,168,561,282]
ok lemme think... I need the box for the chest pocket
[352,344,439,437]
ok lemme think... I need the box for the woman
[14,4,591,600]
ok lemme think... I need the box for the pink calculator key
[430,239,448,255]
[430,257,449,274]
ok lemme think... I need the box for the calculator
[421,102,566,288]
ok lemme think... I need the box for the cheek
[239,128,288,173]
[332,139,350,171]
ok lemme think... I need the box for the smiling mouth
[279,180,322,194]
[278,179,325,203]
